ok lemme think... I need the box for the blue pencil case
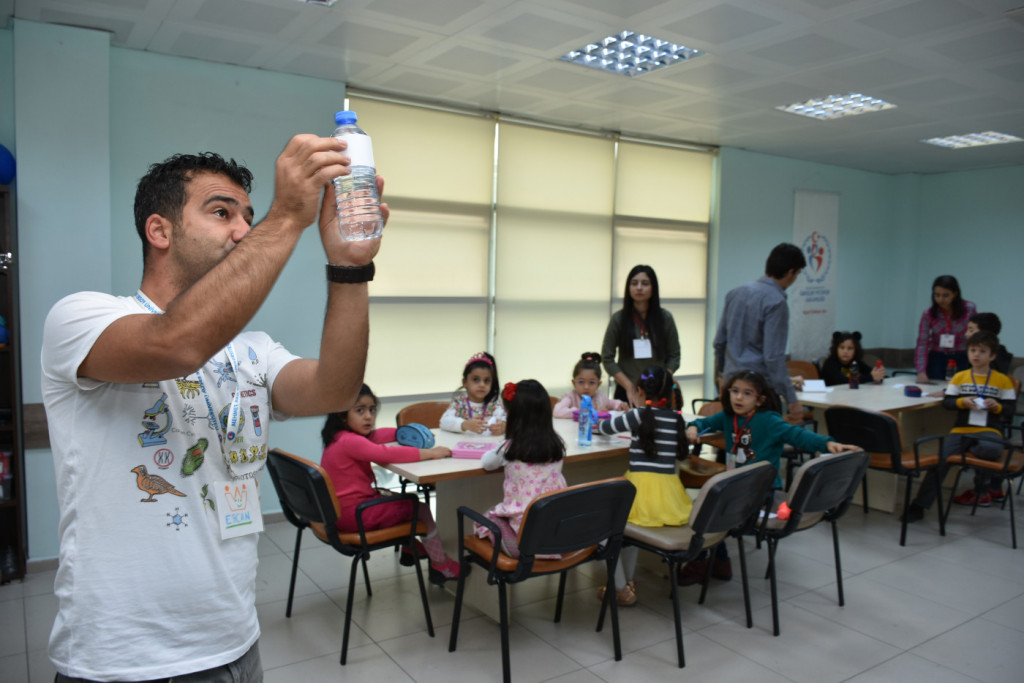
[395,423,435,448]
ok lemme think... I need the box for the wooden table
[384,418,632,620]
[796,378,956,511]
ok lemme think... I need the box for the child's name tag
[215,479,264,540]
[939,334,955,349]
[968,409,988,427]
[633,338,653,359]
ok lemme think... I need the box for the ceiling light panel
[559,31,705,77]
[921,131,1023,148]
[776,93,896,120]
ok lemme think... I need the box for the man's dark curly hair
[133,152,253,262]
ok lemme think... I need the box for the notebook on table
[451,441,492,459]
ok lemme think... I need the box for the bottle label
[338,133,375,168]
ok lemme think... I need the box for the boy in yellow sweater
[905,331,1016,521]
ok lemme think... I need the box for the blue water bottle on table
[578,394,594,447]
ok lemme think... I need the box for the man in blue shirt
[713,243,807,421]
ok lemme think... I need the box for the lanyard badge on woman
[631,312,653,359]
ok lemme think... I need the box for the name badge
[939,333,955,349]
[968,409,988,428]
[633,338,653,359]
[215,479,264,540]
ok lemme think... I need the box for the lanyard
[631,311,648,339]
[134,290,244,478]
[970,370,991,399]
[731,411,755,453]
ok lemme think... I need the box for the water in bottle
[873,359,884,384]
[578,395,593,447]
[331,110,383,241]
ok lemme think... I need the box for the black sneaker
[900,503,925,523]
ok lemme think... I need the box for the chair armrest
[456,505,503,584]
[912,434,944,469]
[353,493,420,547]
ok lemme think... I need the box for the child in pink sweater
[320,384,459,582]
[553,351,627,419]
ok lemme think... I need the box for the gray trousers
[913,432,1005,509]
[55,641,262,683]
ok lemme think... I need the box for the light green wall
[6,22,1024,562]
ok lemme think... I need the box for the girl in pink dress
[475,379,567,558]
[320,384,461,583]
[553,351,628,418]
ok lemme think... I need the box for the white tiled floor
[3,497,1024,683]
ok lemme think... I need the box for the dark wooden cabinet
[0,185,25,583]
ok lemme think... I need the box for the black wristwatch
[326,262,375,283]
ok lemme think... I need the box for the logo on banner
[801,231,832,284]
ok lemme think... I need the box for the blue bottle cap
[334,110,358,125]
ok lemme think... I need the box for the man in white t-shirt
[41,135,384,682]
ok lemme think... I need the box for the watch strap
[326,262,375,283]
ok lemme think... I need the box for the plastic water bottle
[945,358,957,382]
[331,110,383,241]
[873,359,884,384]
[578,395,593,447]
[849,360,860,389]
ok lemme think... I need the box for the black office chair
[942,433,1024,548]
[755,450,870,635]
[448,478,636,683]
[614,461,776,667]
[824,407,944,546]
[266,449,434,665]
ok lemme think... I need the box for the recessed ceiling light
[296,0,338,6]
[559,31,705,77]
[775,93,896,120]
[921,131,1023,148]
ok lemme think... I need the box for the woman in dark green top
[601,265,680,407]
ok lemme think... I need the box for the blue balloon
[0,144,15,185]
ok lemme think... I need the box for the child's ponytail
[634,366,687,461]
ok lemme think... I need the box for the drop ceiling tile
[380,69,469,97]
[281,51,372,82]
[664,4,781,44]
[751,33,859,67]
[985,60,1024,84]
[318,21,422,58]
[593,84,671,107]
[928,27,1024,64]
[732,81,820,106]
[367,0,485,27]
[169,30,261,65]
[876,77,979,103]
[858,0,984,39]
[194,0,300,35]
[814,57,927,90]
[482,12,591,51]
[425,45,520,76]
[662,62,762,90]
[556,0,672,19]
[513,65,608,94]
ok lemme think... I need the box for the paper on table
[801,379,830,393]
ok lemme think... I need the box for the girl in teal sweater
[679,370,858,585]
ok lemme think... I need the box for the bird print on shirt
[131,465,187,502]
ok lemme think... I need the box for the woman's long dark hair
[721,371,782,416]
[321,384,378,448]
[619,265,668,362]
[634,366,687,462]
[502,379,564,464]
[929,275,965,319]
